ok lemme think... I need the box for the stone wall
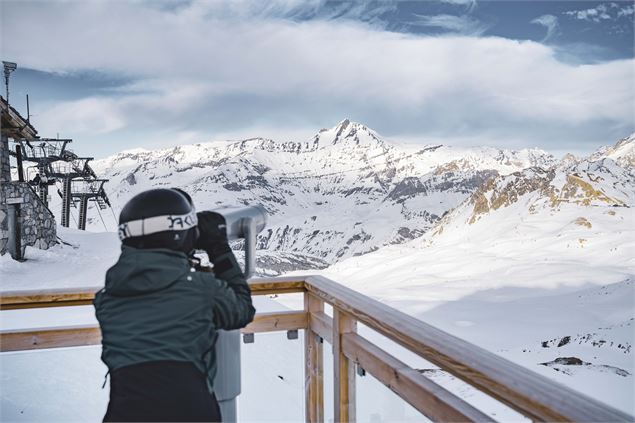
[0,134,11,254]
[1,135,57,257]
[5,182,57,251]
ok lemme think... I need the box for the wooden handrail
[1,276,632,422]
[1,324,102,351]
[0,286,99,309]
[0,311,307,352]
[304,306,491,422]
[0,278,306,310]
[304,275,633,422]
[342,332,491,422]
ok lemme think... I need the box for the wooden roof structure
[1,95,37,140]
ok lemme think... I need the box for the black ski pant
[103,360,221,422]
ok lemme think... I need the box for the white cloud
[1,0,633,154]
[173,0,324,20]
[410,14,489,36]
[36,97,126,135]
[152,0,397,30]
[564,2,633,22]
[617,4,634,18]
[531,14,559,42]
[438,0,478,13]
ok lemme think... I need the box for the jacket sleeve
[204,249,256,330]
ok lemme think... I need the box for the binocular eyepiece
[211,205,267,241]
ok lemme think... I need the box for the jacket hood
[104,246,191,296]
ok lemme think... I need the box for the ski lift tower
[70,179,110,230]
[15,138,74,207]
[16,139,113,230]
[47,156,95,227]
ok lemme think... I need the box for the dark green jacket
[94,246,255,389]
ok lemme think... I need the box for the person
[94,188,255,422]
[30,173,41,186]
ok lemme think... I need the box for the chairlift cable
[69,207,79,227]
[110,206,118,223]
[96,203,109,232]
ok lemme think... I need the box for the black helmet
[118,188,199,253]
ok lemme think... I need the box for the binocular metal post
[242,217,257,278]
[212,207,266,422]
[213,330,241,422]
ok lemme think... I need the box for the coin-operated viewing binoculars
[210,205,267,422]
[210,205,267,278]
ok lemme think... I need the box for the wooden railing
[1,276,632,422]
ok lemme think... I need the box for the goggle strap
[118,211,198,240]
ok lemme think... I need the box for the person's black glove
[196,211,231,258]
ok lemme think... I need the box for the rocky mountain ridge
[453,135,635,229]
[86,120,630,275]
[424,135,635,253]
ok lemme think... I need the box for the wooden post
[304,293,324,423]
[333,309,356,423]
[15,144,24,182]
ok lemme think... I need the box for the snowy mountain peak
[311,119,385,148]
[560,153,580,167]
[589,134,635,169]
[223,120,387,154]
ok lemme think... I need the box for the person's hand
[195,211,231,257]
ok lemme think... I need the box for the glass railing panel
[1,305,98,330]
[254,292,303,312]
[354,323,528,422]
[356,370,430,423]
[239,330,305,421]
[1,346,109,422]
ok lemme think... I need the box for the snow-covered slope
[75,119,554,274]
[308,136,634,413]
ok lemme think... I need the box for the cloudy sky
[1,0,633,158]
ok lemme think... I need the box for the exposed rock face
[390,226,426,244]
[387,177,426,202]
[574,217,592,228]
[540,356,631,377]
[559,173,622,206]
[124,173,136,185]
[426,136,634,248]
[466,146,634,226]
[468,167,556,224]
